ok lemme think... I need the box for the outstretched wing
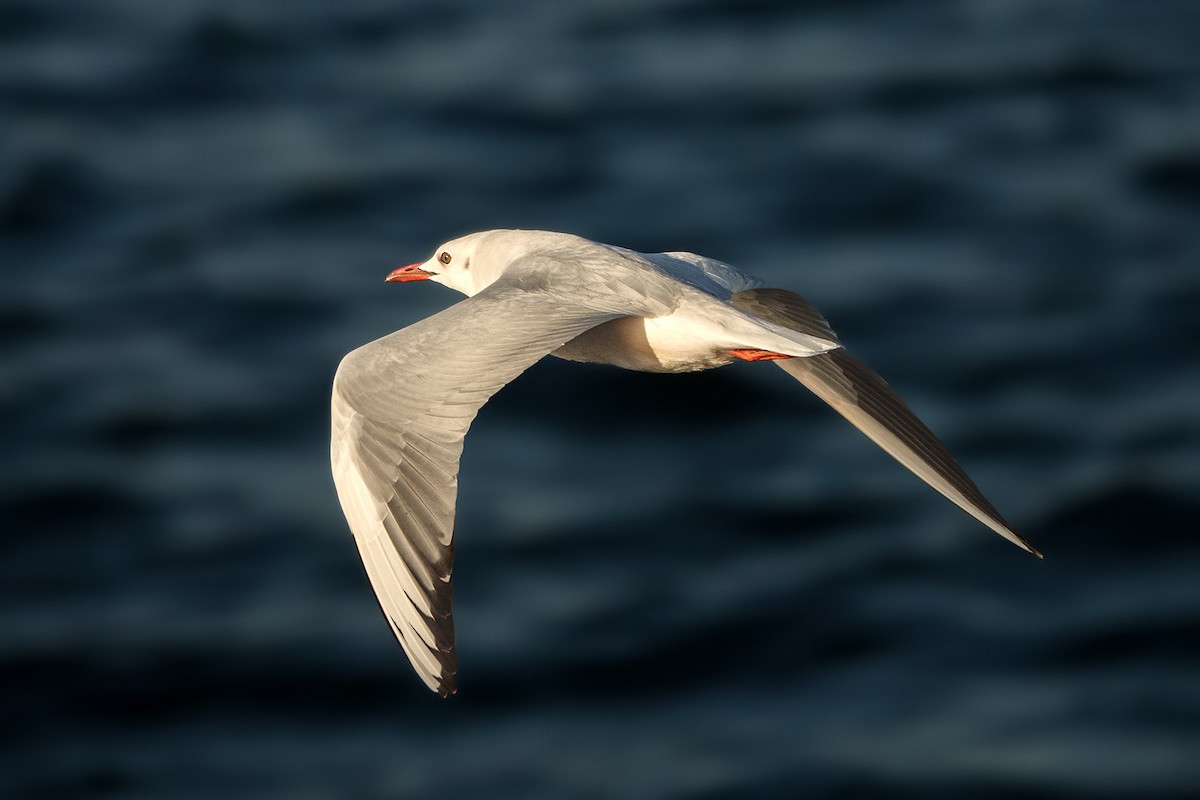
[331,280,623,695]
[730,288,1040,558]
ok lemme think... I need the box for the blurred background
[3,1,1198,798]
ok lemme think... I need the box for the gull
[331,229,1040,696]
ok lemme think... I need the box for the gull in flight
[331,229,1040,696]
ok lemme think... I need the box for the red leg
[729,348,794,362]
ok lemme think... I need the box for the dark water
[3,1,1199,797]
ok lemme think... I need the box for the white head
[385,229,584,297]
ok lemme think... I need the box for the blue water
[3,1,1199,797]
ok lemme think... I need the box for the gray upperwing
[332,280,623,695]
[730,288,1040,558]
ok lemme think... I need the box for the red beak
[385,263,435,282]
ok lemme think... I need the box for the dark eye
[438,251,452,265]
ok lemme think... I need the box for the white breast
[552,313,736,373]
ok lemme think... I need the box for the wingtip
[1006,530,1043,560]
[988,519,1043,560]
[433,671,458,698]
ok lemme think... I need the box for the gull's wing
[331,280,623,696]
[730,288,1040,557]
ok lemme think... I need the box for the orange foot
[729,348,794,362]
